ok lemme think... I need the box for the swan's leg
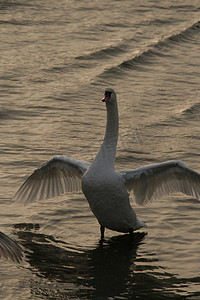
[100,225,105,240]
[129,228,134,237]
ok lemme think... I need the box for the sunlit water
[0,0,200,299]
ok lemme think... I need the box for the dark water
[0,0,200,299]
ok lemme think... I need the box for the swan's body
[0,231,22,263]
[82,161,142,233]
[15,88,200,238]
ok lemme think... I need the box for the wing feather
[120,160,200,205]
[0,232,23,263]
[14,156,91,204]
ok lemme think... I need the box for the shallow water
[0,0,200,299]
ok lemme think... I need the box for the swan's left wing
[0,232,23,263]
[14,156,91,204]
[119,160,200,205]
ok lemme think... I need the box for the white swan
[15,88,200,239]
[0,231,23,263]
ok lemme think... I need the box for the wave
[76,42,129,61]
[160,20,200,44]
[180,101,200,115]
[97,20,200,77]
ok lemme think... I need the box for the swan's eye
[105,91,112,97]
[102,91,112,102]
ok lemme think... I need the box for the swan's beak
[102,96,107,102]
[102,93,110,102]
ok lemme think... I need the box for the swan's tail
[135,219,148,230]
[142,220,148,227]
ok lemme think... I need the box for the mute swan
[0,231,22,262]
[15,88,200,239]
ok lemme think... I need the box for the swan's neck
[94,101,119,168]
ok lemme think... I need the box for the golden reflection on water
[1,0,200,299]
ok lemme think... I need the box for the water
[0,0,200,299]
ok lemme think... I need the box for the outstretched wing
[119,160,200,205]
[14,156,91,204]
[0,232,23,263]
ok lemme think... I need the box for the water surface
[0,1,200,299]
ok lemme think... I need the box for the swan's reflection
[88,233,145,297]
[14,224,191,299]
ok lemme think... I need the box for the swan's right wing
[14,156,91,204]
[0,232,23,263]
[119,160,200,205]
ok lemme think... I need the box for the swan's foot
[100,225,105,241]
[128,228,134,237]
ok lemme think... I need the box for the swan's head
[102,88,116,104]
